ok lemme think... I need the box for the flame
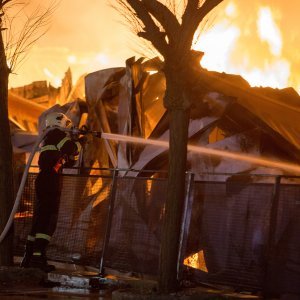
[184,250,208,272]
[193,2,296,93]
[67,55,77,64]
[257,7,282,56]
[43,68,62,88]
[194,21,240,72]
[240,60,290,89]
[95,53,110,65]
[8,1,300,95]
[225,2,237,17]
[14,212,33,219]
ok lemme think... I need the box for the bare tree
[112,0,224,292]
[0,0,57,266]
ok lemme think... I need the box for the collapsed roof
[83,56,300,178]
[8,70,86,154]
[8,56,300,177]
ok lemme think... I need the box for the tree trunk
[0,30,14,266]
[159,67,190,292]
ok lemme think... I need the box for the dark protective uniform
[21,127,82,271]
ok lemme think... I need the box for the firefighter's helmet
[45,112,72,129]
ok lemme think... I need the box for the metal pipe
[99,168,119,275]
[177,172,195,280]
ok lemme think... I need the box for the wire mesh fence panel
[103,176,168,276]
[13,170,300,292]
[14,173,37,256]
[263,176,300,295]
[14,171,113,268]
[49,174,112,267]
[183,175,276,290]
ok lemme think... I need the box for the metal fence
[13,170,300,293]
[14,169,170,275]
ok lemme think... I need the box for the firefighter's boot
[20,236,35,268]
[28,235,56,273]
[29,254,56,273]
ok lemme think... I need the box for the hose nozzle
[71,125,102,138]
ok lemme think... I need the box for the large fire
[193,1,298,93]
[7,1,300,95]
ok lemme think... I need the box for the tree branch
[0,0,12,10]
[2,0,13,5]
[181,0,198,29]
[142,0,180,44]
[197,0,224,21]
[180,0,224,53]
[4,0,58,72]
[127,0,169,56]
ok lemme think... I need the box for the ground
[0,265,266,300]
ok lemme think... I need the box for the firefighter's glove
[78,135,88,146]
[70,127,80,141]
[79,125,89,135]
[92,131,102,138]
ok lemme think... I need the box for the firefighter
[20,112,83,272]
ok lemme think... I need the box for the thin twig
[1,0,59,73]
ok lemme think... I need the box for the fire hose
[0,126,102,244]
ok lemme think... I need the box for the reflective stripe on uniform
[35,233,51,241]
[69,154,79,161]
[76,141,82,152]
[33,252,42,256]
[40,145,57,152]
[57,136,71,150]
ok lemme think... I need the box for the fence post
[263,175,281,294]
[177,172,195,281]
[99,168,118,275]
[267,175,281,252]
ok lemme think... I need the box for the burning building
[8,54,300,176]
[81,56,300,178]
[10,55,300,294]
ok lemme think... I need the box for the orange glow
[43,68,62,88]
[184,250,208,272]
[6,0,300,94]
[193,1,300,93]
[8,0,134,88]
[14,212,33,219]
